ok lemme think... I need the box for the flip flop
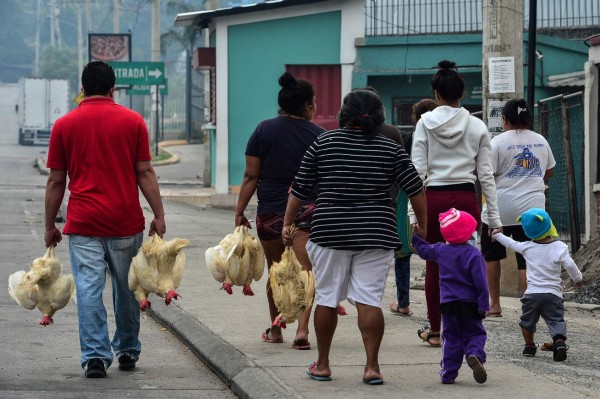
[540,341,569,351]
[306,361,331,381]
[417,327,441,347]
[389,303,412,316]
[292,338,311,350]
[363,377,384,385]
[485,311,503,318]
[261,328,283,344]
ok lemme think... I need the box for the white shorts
[306,240,394,308]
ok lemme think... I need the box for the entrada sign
[107,61,165,85]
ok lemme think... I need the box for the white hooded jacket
[408,105,501,228]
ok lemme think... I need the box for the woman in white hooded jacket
[409,60,502,347]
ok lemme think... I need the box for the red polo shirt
[47,97,152,237]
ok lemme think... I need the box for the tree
[0,0,37,81]
[161,0,205,56]
[38,45,79,95]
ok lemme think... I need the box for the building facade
[176,0,363,193]
[176,0,596,210]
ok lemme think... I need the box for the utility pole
[151,0,161,149]
[86,0,91,32]
[34,0,42,76]
[482,0,524,298]
[113,0,120,33]
[526,0,537,123]
[49,0,62,47]
[482,0,524,137]
[151,0,160,62]
[76,0,83,86]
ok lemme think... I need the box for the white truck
[17,77,69,146]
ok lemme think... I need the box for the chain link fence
[536,91,585,252]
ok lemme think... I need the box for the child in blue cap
[492,208,583,361]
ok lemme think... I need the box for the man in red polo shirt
[44,61,166,378]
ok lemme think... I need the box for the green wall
[367,73,484,125]
[354,33,588,125]
[227,11,341,186]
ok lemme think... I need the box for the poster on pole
[88,33,131,62]
[489,56,515,93]
[488,100,507,135]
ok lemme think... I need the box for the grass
[151,149,172,163]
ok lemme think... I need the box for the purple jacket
[412,235,490,313]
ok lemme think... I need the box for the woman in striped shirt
[282,89,427,385]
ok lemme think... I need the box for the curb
[34,143,180,173]
[147,299,296,399]
[159,140,189,147]
[35,158,49,175]
[153,153,180,167]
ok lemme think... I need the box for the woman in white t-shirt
[481,99,556,316]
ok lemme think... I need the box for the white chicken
[128,234,190,311]
[269,246,316,329]
[205,225,265,295]
[8,246,75,326]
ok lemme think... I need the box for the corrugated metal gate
[287,65,341,131]
[537,91,585,252]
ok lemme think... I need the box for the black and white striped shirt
[290,128,423,250]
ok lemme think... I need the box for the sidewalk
[147,199,597,399]
[38,143,599,398]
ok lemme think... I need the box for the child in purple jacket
[412,208,490,385]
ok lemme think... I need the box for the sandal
[306,361,331,381]
[389,303,412,316]
[540,341,569,352]
[261,328,283,344]
[417,327,441,347]
[292,338,311,350]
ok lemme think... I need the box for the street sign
[126,88,151,96]
[125,79,168,96]
[108,61,165,85]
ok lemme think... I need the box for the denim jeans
[394,255,411,308]
[69,233,143,369]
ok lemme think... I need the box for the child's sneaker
[553,340,567,362]
[523,344,537,357]
[466,355,487,384]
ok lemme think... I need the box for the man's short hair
[81,61,116,96]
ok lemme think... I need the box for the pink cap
[439,208,477,244]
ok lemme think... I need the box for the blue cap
[517,208,558,240]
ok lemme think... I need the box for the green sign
[126,88,151,96]
[126,80,168,96]
[108,61,165,85]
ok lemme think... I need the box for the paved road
[4,126,600,398]
[155,143,205,184]
[0,135,235,398]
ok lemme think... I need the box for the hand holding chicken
[128,234,190,311]
[205,225,265,295]
[8,246,75,326]
[269,246,315,329]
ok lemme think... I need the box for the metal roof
[174,0,332,28]
[547,70,586,87]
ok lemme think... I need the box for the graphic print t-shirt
[482,129,556,226]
